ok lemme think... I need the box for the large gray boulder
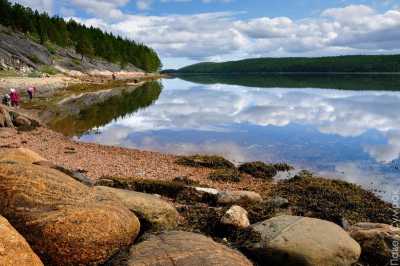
[349,222,400,265]
[96,186,180,230]
[243,215,361,266]
[111,231,253,266]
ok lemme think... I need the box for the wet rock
[243,215,361,266]
[96,186,179,231]
[0,215,43,266]
[217,190,263,205]
[238,161,277,179]
[349,222,400,265]
[173,176,197,185]
[110,231,253,266]
[221,205,250,229]
[176,154,235,169]
[0,149,140,265]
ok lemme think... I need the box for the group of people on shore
[2,87,36,107]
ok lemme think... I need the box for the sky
[10,0,400,68]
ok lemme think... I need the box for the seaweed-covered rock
[217,190,263,205]
[110,231,253,266]
[243,215,361,266]
[349,222,400,265]
[176,154,235,169]
[273,163,294,171]
[238,161,277,179]
[0,215,43,266]
[209,168,241,182]
[221,205,250,229]
[275,175,394,224]
[0,149,140,265]
[96,186,179,231]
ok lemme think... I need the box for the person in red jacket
[10,88,20,107]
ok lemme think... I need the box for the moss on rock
[275,174,394,224]
[176,155,235,169]
[238,161,277,179]
[208,169,241,183]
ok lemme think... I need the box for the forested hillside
[0,0,161,72]
[175,55,400,73]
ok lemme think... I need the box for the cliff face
[0,25,143,76]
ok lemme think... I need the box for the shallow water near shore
[55,74,400,200]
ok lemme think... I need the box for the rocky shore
[0,104,399,266]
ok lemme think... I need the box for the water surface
[56,75,400,199]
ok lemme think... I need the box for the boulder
[96,186,179,230]
[267,196,289,208]
[13,115,31,127]
[243,215,361,266]
[217,190,263,205]
[349,222,400,265]
[0,215,43,266]
[221,205,250,228]
[0,106,13,128]
[0,147,46,163]
[111,231,253,266]
[0,149,140,265]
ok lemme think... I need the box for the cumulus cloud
[69,4,400,63]
[10,0,53,14]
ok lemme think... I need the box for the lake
[53,74,400,199]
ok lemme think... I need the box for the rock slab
[114,231,253,266]
[0,215,43,266]
[96,186,179,230]
[349,222,400,265]
[243,215,361,266]
[0,148,140,265]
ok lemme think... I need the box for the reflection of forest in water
[177,74,400,91]
[49,81,162,136]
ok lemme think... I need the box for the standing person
[2,94,11,106]
[10,89,20,108]
[27,86,36,101]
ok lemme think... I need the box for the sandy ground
[0,75,80,96]
[0,126,272,193]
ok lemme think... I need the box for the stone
[267,196,289,208]
[110,231,253,266]
[221,205,250,228]
[243,215,361,266]
[217,190,263,205]
[238,161,277,179]
[13,116,31,127]
[0,149,140,265]
[349,222,400,265]
[0,147,46,163]
[0,215,43,266]
[194,186,220,195]
[96,186,179,230]
[0,106,13,128]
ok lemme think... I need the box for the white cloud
[10,0,53,14]
[70,4,400,66]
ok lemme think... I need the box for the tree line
[175,55,400,73]
[0,0,162,72]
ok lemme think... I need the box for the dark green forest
[178,74,400,91]
[173,55,400,73]
[0,0,162,72]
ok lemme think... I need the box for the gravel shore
[0,126,272,193]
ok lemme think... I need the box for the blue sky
[11,0,400,68]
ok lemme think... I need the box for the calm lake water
[58,74,400,199]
